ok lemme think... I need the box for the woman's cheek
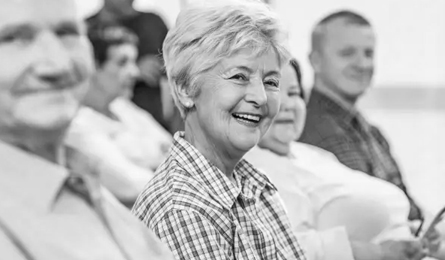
[267,91,281,118]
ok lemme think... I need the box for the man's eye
[229,74,248,81]
[56,26,80,38]
[340,49,355,57]
[0,32,33,44]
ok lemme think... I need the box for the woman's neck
[184,120,241,184]
[83,80,114,119]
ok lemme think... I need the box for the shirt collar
[0,141,68,212]
[171,132,275,209]
[312,87,361,124]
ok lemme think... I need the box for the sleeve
[316,135,370,174]
[294,227,354,260]
[152,210,230,260]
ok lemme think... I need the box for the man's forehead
[0,0,78,27]
[323,19,375,44]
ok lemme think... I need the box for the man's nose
[355,53,374,71]
[130,63,140,80]
[33,32,73,84]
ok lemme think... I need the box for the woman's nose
[245,79,267,107]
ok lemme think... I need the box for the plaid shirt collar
[171,132,276,209]
[311,87,362,125]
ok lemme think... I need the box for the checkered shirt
[132,132,307,260]
[299,88,422,220]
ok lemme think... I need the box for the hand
[410,219,443,257]
[379,239,427,260]
[422,226,442,257]
[138,54,163,86]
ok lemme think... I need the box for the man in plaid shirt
[299,10,422,220]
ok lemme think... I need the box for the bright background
[77,0,445,214]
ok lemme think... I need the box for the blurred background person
[65,24,172,207]
[246,59,440,260]
[133,1,308,259]
[0,0,173,258]
[298,10,423,221]
[87,0,179,132]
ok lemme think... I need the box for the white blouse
[245,142,412,257]
[65,98,172,203]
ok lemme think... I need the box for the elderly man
[0,0,172,259]
[299,10,422,221]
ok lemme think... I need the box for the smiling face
[259,63,306,156]
[312,18,375,102]
[186,48,281,159]
[0,0,94,138]
[96,43,139,100]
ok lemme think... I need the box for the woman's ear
[171,79,194,109]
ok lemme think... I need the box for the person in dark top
[87,0,174,131]
[299,10,423,221]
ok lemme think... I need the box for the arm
[351,240,426,260]
[152,210,230,260]
[295,227,354,260]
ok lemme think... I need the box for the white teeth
[234,113,260,122]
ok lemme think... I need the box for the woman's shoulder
[136,156,219,217]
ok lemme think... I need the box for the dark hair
[88,24,139,66]
[317,10,371,27]
[289,58,305,100]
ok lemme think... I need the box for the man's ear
[308,50,321,74]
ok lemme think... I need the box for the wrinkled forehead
[0,0,79,29]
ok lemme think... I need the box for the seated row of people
[65,25,172,206]
[0,0,441,259]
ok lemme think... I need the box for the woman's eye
[229,73,248,81]
[265,79,279,88]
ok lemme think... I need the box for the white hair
[163,0,290,118]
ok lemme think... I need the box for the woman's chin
[230,133,261,154]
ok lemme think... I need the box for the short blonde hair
[163,0,290,118]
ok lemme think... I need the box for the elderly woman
[132,1,306,259]
[0,0,173,258]
[245,59,442,260]
[65,24,172,206]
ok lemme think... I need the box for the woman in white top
[65,25,171,206]
[245,59,441,259]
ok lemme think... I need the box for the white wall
[78,0,445,88]
[273,0,445,88]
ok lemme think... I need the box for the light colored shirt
[65,98,172,202]
[245,147,354,260]
[0,141,173,260]
[133,132,307,260]
[245,143,412,245]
